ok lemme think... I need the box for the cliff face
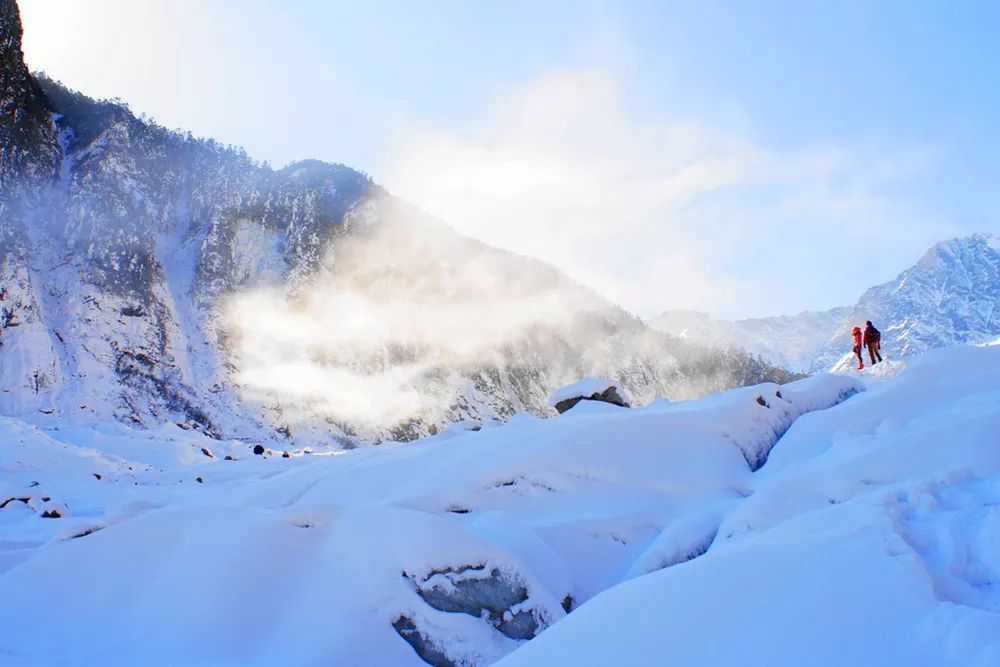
[0,0,58,188]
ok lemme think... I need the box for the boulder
[548,377,631,415]
[405,565,540,640]
[392,617,457,667]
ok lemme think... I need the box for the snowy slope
[0,366,857,665]
[499,343,1000,667]
[2,342,998,665]
[652,233,1000,373]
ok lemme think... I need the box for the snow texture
[498,343,1000,667]
[0,356,867,665]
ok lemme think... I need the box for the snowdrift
[2,343,999,665]
[499,344,1000,667]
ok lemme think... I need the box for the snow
[499,343,1000,667]
[0,343,998,665]
[546,376,616,407]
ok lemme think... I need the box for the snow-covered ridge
[652,233,1000,373]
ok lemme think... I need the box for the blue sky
[18,0,1000,318]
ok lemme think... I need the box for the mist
[220,198,639,435]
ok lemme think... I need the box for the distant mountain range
[652,233,1000,373]
[0,0,793,446]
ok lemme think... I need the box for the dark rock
[407,565,540,640]
[119,305,145,317]
[554,386,630,415]
[252,444,265,455]
[93,473,102,480]
[281,451,291,459]
[70,526,103,539]
[755,395,768,407]
[195,476,203,484]
[201,447,214,458]
[224,455,235,461]
[392,617,457,667]
[561,595,574,613]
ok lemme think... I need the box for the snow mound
[830,351,905,379]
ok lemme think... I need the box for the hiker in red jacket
[863,320,883,365]
[851,326,864,370]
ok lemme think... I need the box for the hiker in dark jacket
[863,320,883,365]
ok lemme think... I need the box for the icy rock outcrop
[549,377,631,414]
[391,617,458,667]
[394,563,553,666]
[407,565,540,640]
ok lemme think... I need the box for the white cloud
[382,68,947,319]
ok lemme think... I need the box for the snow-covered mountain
[0,0,794,446]
[2,341,997,665]
[652,233,1000,373]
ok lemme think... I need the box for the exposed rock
[392,617,457,667]
[406,565,541,640]
[201,447,214,458]
[281,451,291,459]
[40,501,66,518]
[551,378,631,415]
[252,444,265,456]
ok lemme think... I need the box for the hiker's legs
[867,343,877,365]
[854,346,863,369]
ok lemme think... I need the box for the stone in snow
[548,377,631,414]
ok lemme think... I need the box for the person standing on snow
[863,320,883,365]
[851,326,864,370]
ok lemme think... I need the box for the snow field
[1,343,997,665]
